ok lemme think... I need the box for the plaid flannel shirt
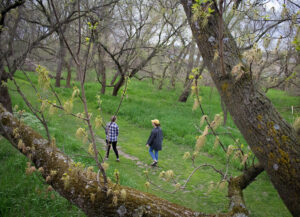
[106,122,119,142]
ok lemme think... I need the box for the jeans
[149,146,158,161]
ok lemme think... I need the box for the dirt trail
[95,137,148,168]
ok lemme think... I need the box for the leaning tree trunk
[178,79,193,102]
[181,1,300,216]
[0,104,206,217]
[178,63,204,103]
[112,75,125,96]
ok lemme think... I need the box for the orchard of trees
[0,0,299,216]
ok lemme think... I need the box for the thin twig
[182,163,225,190]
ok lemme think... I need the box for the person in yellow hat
[146,119,163,166]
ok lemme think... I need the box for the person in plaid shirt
[105,116,119,161]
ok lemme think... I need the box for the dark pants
[106,140,119,159]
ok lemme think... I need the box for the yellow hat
[151,119,160,125]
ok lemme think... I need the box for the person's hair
[111,115,117,122]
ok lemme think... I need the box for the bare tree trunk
[151,72,155,85]
[65,57,72,88]
[181,1,300,215]
[178,79,193,102]
[158,64,169,90]
[184,41,196,87]
[179,43,201,102]
[112,75,125,96]
[169,65,177,89]
[178,64,205,103]
[0,70,12,112]
[55,33,66,87]
[97,46,106,94]
[92,24,107,94]
[169,45,190,89]
[110,70,119,86]
[0,2,24,113]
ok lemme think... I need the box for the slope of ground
[1,71,297,216]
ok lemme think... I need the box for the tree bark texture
[181,1,300,216]
[0,104,209,217]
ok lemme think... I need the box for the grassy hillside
[1,70,298,216]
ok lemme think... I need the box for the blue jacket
[147,127,163,150]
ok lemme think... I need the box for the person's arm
[116,124,119,137]
[105,124,108,135]
[146,129,156,146]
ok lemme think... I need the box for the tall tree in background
[99,0,185,96]
[0,0,84,111]
[90,0,115,94]
[178,40,202,102]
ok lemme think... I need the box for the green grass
[0,139,85,217]
[1,70,298,216]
